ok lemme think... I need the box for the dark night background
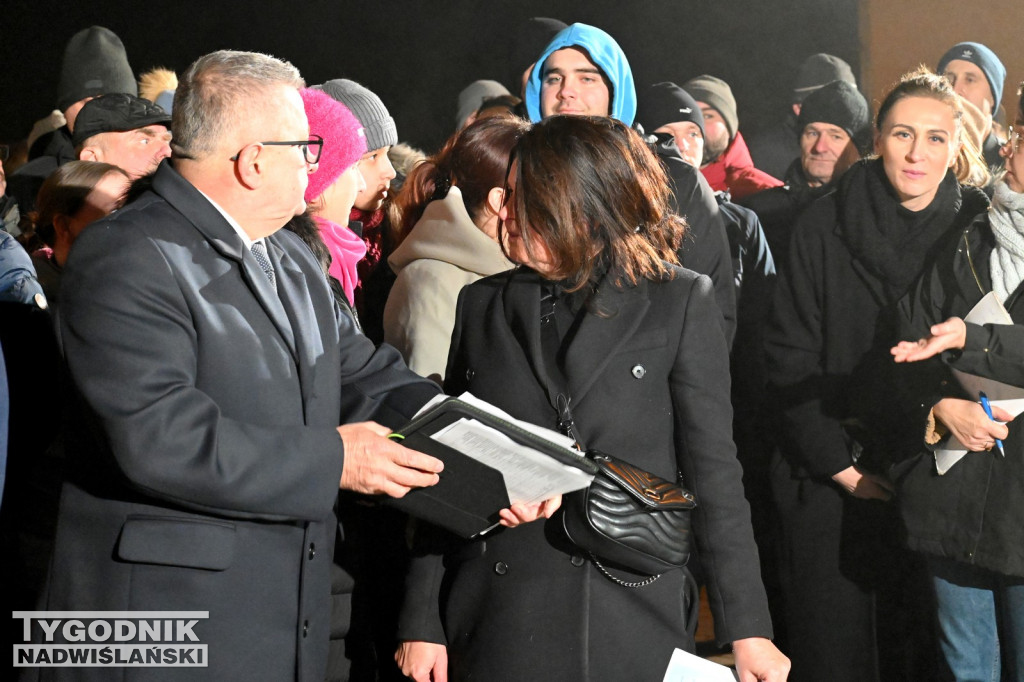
[1,0,860,154]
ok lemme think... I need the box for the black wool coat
[765,159,989,480]
[886,213,1024,578]
[37,162,439,682]
[398,266,771,681]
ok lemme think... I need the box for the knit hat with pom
[300,88,367,203]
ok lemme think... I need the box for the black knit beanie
[636,82,705,138]
[56,26,137,112]
[315,79,397,152]
[797,80,871,153]
[507,17,568,92]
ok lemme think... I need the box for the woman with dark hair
[397,115,788,681]
[885,81,1024,682]
[28,160,129,313]
[764,68,991,682]
[384,115,527,383]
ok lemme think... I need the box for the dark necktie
[250,241,276,290]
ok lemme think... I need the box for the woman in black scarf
[764,68,990,682]
[887,81,1024,682]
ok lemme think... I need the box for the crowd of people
[0,17,1021,682]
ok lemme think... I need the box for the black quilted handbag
[562,450,697,585]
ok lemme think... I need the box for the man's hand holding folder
[338,422,444,498]
[380,393,595,538]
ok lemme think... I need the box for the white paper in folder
[934,292,1024,474]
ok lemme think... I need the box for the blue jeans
[928,556,1024,682]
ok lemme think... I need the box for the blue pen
[979,392,1005,457]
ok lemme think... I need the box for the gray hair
[171,50,304,159]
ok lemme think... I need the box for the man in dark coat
[747,53,857,181]
[739,79,871,273]
[28,50,444,681]
[521,22,738,343]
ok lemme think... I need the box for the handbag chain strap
[540,288,663,588]
[589,554,662,588]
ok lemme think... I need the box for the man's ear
[78,146,101,162]
[485,186,505,217]
[234,143,263,190]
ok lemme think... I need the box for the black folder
[383,397,598,539]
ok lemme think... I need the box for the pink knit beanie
[301,87,367,203]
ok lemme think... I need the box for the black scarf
[834,158,986,300]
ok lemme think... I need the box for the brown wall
[861,0,1024,125]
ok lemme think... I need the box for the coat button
[631,364,646,379]
[308,543,316,560]
[494,561,508,575]
[570,554,585,567]
[466,368,475,382]
[302,620,309,638]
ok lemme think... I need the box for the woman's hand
[891,317,967,363]
[732,637,791,682]
[498,495,562,528]
[395,641,447,682]
[933,397,1011,451]
[830,465,895,501]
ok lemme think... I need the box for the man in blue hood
[523,23,737,343]
[518,23,786,680]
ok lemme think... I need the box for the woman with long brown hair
[397,115,788,682]
[384,115,527,384]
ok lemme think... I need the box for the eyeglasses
[230,134,323,164]
[1006,125,1021,153]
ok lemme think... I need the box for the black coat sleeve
[660,148,738,345]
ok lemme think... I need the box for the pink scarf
[314,215,367,304]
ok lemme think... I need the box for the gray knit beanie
[456,80,510,129]
[682,75,737,140]
[315,79,397,152]
[793,54,856,104]
[57,26,137,112]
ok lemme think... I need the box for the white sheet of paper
[417,392,592,504]
[934,292,1024,474]
[662,648,737,682]
[432,417,592,505]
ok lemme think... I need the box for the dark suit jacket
[398,266,771,681]
[38,162,438,681]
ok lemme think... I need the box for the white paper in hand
[662,648,737,682]
[934,292,1024,474]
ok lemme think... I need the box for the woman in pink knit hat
[297,87,367,307]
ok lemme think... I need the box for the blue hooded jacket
[524,23,636,126]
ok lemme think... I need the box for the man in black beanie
[748,53,857,180]
[739,79,870,272]
[636,82,706,169]
[8,26,137,213]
